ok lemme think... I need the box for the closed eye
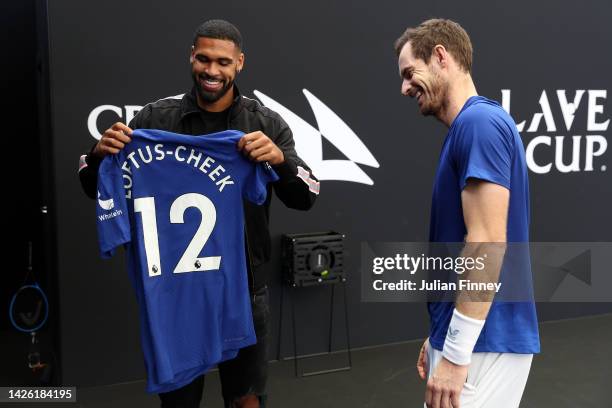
[401,68,413,80]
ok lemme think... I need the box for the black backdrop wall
[0,0,60,387]
[37,0,612,387]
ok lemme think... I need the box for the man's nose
[401,79,411,96]
[205,62,221,77]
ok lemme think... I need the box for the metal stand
[277,280,352,377]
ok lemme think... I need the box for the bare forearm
[455,241,506,319]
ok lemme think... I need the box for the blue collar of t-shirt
[449,95,485,130]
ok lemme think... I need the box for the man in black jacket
[78,19,318,408]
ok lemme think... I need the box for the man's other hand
[237,131,284,165]
[92,122,133,157]
[425,357,468,408]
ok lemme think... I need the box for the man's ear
[237,52,245,73]
[432,44,448,68]
[190,46,195,63]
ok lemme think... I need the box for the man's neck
[197,86,235,112]
[437,74,478,127]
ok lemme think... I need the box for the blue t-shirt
[96,129,279,393]
[428,96,540,354]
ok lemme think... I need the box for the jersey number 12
[134,193,221,277]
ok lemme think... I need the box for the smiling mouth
[199,76,223,92]
[417,91,424,103]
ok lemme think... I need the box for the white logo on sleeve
[253,89,379,185]
[97,191,115,210]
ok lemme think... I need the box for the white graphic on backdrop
[88,105,142,140]
[502,89,609,174]
[253,89,379,185]
[87,91,379,185]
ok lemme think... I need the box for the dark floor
[1,313,610,407]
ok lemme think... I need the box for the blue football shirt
[428,96,540,354]
[96,129,279,393]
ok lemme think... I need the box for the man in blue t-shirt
[394,19,539,407]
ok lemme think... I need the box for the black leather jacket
[79,86,318,291]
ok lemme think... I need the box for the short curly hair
[394,19,473,73]
[193,19,243,50]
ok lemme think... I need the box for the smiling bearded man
[78,19,319,408]
[394,19,540,408]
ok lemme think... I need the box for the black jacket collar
[180,84,243,123]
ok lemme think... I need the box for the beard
[419,72,448,117]
[192,72,235,104]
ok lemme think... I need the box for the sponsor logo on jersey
[97,191,115,210]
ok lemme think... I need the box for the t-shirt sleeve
[452,112,513,190]
[96,155,131,258]
[243,162,280,205]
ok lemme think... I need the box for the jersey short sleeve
[243,162,279,205]
[452,110,514,190]
[96,155,131,258]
